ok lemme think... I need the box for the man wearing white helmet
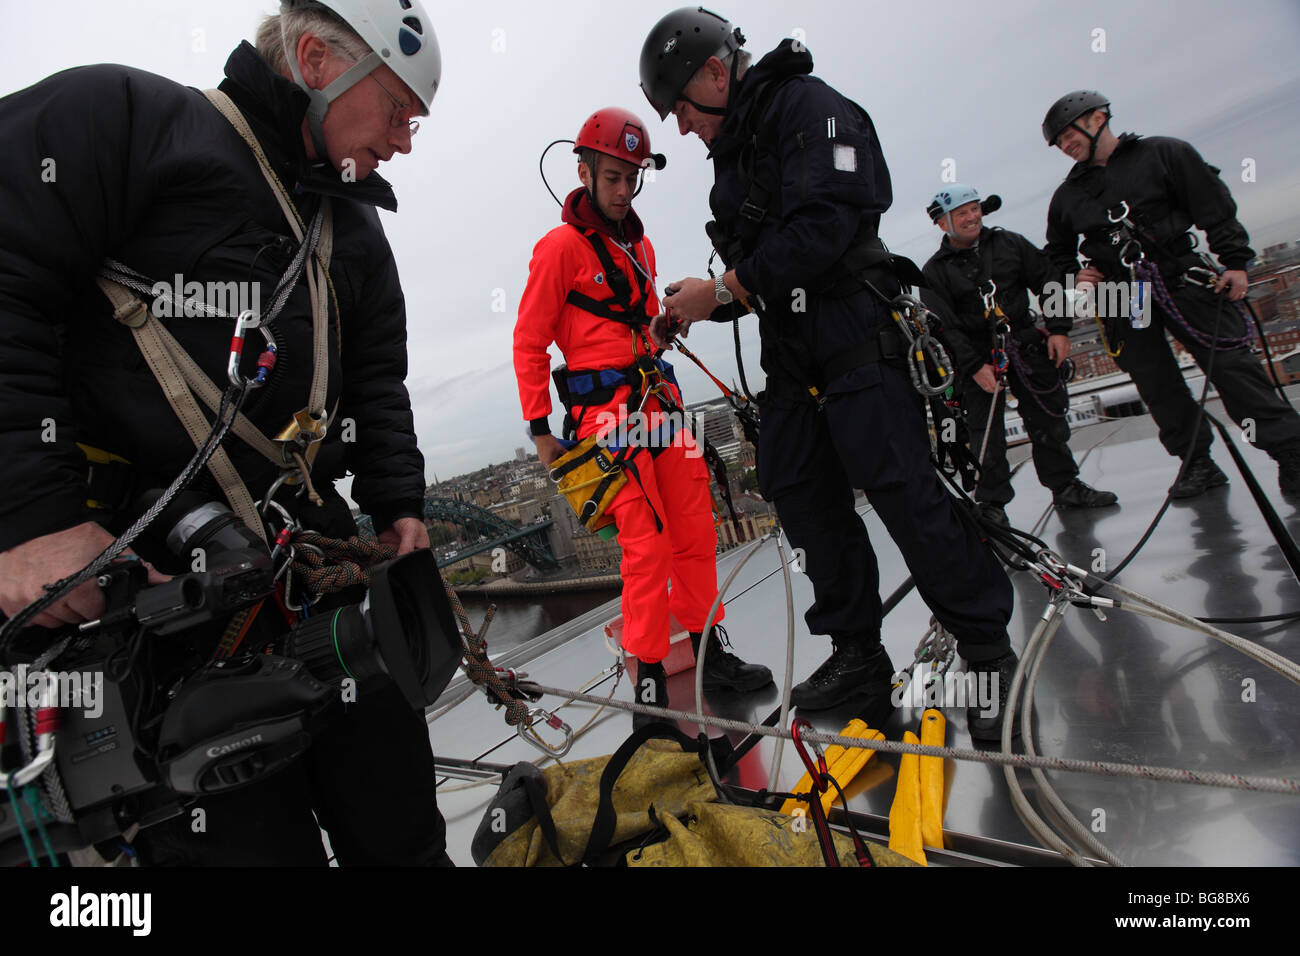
[0,1,450,864]
[922,184,1118,528]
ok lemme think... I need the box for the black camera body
[0,494,461,858]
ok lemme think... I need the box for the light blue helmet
[927,184,981,222]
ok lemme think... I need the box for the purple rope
[1004,335,1068,419]
[1135,260,1254,351]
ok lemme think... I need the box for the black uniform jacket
[1045,132,1255,285]
[706,40,892,391]
[921,227,1066,378]
[0,42,426,554]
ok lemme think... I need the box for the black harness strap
[818,324,906,385]
[564,228,653,328]
[977,229,999,303]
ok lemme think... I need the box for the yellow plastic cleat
[888,730,927,866]
[780,719,884,818]
[919,708,947,849]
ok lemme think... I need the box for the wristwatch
[713,274,734,305]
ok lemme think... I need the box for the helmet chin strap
[1071,112,1110,162]
[281,17,384,162]
[683,95,727,117]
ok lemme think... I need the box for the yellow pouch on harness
[549,436,628,535]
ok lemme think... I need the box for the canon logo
[206,733,264,759]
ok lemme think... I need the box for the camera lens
[282,606,387,688]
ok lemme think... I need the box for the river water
[453,588,621,654]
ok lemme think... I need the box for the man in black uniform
[921,183,1118,528]
[641,7,1018,740]
[1043,91,1300,498]
[0,0,451,864]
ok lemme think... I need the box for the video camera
[0,493,461,860]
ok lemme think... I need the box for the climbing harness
[1135,259,1254,351]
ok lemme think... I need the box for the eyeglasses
[368,73,420,136]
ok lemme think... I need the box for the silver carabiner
[980,280,998,316]
[227,310,263,389]
[1107,200,1130,225]
[518,708,573,758]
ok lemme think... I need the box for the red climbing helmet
[574,107,667,170]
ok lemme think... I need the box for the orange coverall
[513,188,724,661]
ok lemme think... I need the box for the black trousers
[1111,282,1300,461]
[134,681,450,866]
[758,360,1013,664]
[962,343,1078,506]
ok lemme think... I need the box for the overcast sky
[4,0,1299,496]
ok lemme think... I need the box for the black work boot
[789,641,895,721]
[977,502,1010,529]
[632,659,668,730]
[1272,440,1300,497]
[1170,455,1229,499]
[1052,479,1118,509]
[965,651,1022,743]
[689,625,773,692]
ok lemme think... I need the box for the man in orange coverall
[513,106,772,725]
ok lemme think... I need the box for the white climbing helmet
[280,0,441,156]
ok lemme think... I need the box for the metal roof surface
[427,396,1300,867]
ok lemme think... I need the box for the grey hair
[721,48,753,78]
[685,47,752,94]
[255,7,371,76]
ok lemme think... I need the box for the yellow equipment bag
[548,435,630,535]
[471,724,916,868]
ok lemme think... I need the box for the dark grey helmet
[639,6,744,120]
[1042,90,1110,146]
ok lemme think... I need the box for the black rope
[1100,287,1227,583]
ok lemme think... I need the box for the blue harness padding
[565,358,683,454]
[564,357,679,402]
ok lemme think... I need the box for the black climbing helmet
[639,6,745,120]
[1042,90,1110,147]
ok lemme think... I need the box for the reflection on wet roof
[429,399,1300,867]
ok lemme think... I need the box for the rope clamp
[495,667,543,703]
[518,708,573,758]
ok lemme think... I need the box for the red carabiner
[791,717,830,795]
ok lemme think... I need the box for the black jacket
[706,40,893,386]
[1045,132,1255,285]
[921,227,1064,378]
[0,43,426,554]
